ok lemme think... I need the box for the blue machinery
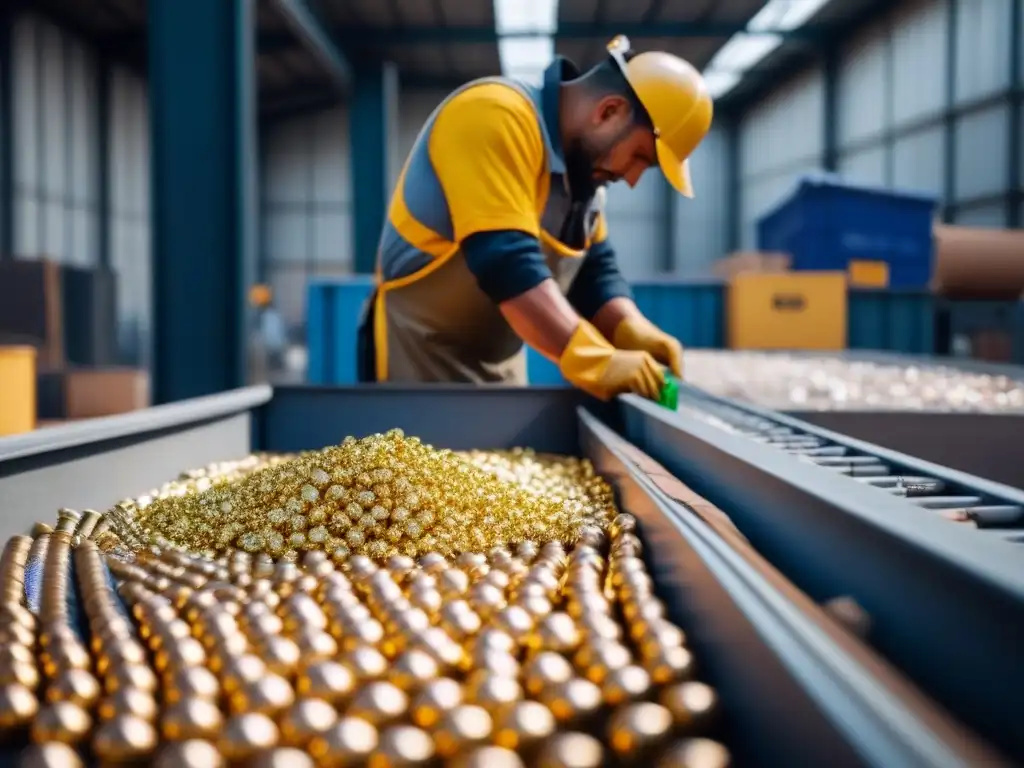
[0,384,1022,765]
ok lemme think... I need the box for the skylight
[703,0,833,99]
[704,71,744,100]
[746,0,832,31]
[707,33,784,73]
[494,0,558,84]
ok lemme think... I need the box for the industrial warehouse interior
[0,0,1022,765]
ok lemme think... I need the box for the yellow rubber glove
[559,320,665,401]
[612,315,684,378]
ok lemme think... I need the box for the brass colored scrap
[0,435,730,766]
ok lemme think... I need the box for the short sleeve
[592,212,609,245]
[428,84,545,243]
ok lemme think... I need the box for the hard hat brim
[657,138,694,198]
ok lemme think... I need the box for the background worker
[357,36,713,401]
[248,284,287,383]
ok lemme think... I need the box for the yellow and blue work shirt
[359,57,632,384]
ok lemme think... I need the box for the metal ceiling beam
[265,0,352,92]
[259,84,342,121]
[259,21,831,51]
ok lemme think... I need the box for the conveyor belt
[674,386,1024,542]
[620,389,1024,761]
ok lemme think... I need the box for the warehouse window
[494,0,556,86]
[11,15,100,266]
[109,69,152,368]
[262,108,353,340]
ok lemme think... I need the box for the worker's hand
[612,315,684,378]
[559,320,666,401]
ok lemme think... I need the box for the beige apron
[373,77,605,385]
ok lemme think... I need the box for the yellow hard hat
[607,35,714,198]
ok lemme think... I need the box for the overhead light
[707,33,783,72]
[746,0,832,32]
[494,0,558,35]
[498,35,554,82]
[703,71,743,99]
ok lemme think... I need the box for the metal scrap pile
[684,350,1024,413]
[0,433,730,767]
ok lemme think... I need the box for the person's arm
[428,85,586,360]
[565,211,639,340]
[569,214,685,377]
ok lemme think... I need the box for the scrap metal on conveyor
[0,384,1021,765]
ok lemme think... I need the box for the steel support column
[0,10,12,258]
[149,0,257,403]
[96,55,111,268]
[883,18,895,187]
[942,0,958,222]
[1008,0,1022,228]
[350,63,398,274]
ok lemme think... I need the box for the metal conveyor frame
[620,390,1024,759]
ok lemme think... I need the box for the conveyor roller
[674,386,1024,539]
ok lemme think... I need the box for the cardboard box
[713,251,791,280]
[0,260,64,369]
[727,271,847,350]
[0,346,36,436]
[65,368,150,419]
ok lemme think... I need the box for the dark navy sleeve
[462,230,553,304]
[566,238,633,320]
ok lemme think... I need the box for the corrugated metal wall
[262,108,352,334]
[740,0,1022,240]
[738,68,826,248]
[604,168,670,279]
[674,125,730,273]
[109,70,151,367]
[260,91,458,338]
[12,15,100,265]
[9,12,151,365]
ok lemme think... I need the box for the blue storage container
[756,173,938,289]
[525,350,566,386]
[307,276,375,385]
[633,279,726,349]
[527,279,726,386]
[848,289,934,355]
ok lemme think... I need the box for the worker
[249,284,287,381]
[357,35,713,401]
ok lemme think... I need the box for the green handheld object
[658,373,679,410]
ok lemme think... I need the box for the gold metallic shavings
[121,432,615,563]
[0,440,730,767]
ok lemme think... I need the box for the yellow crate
[848,259,890,288]
[0,346,36,436]
[727,272,847,350]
